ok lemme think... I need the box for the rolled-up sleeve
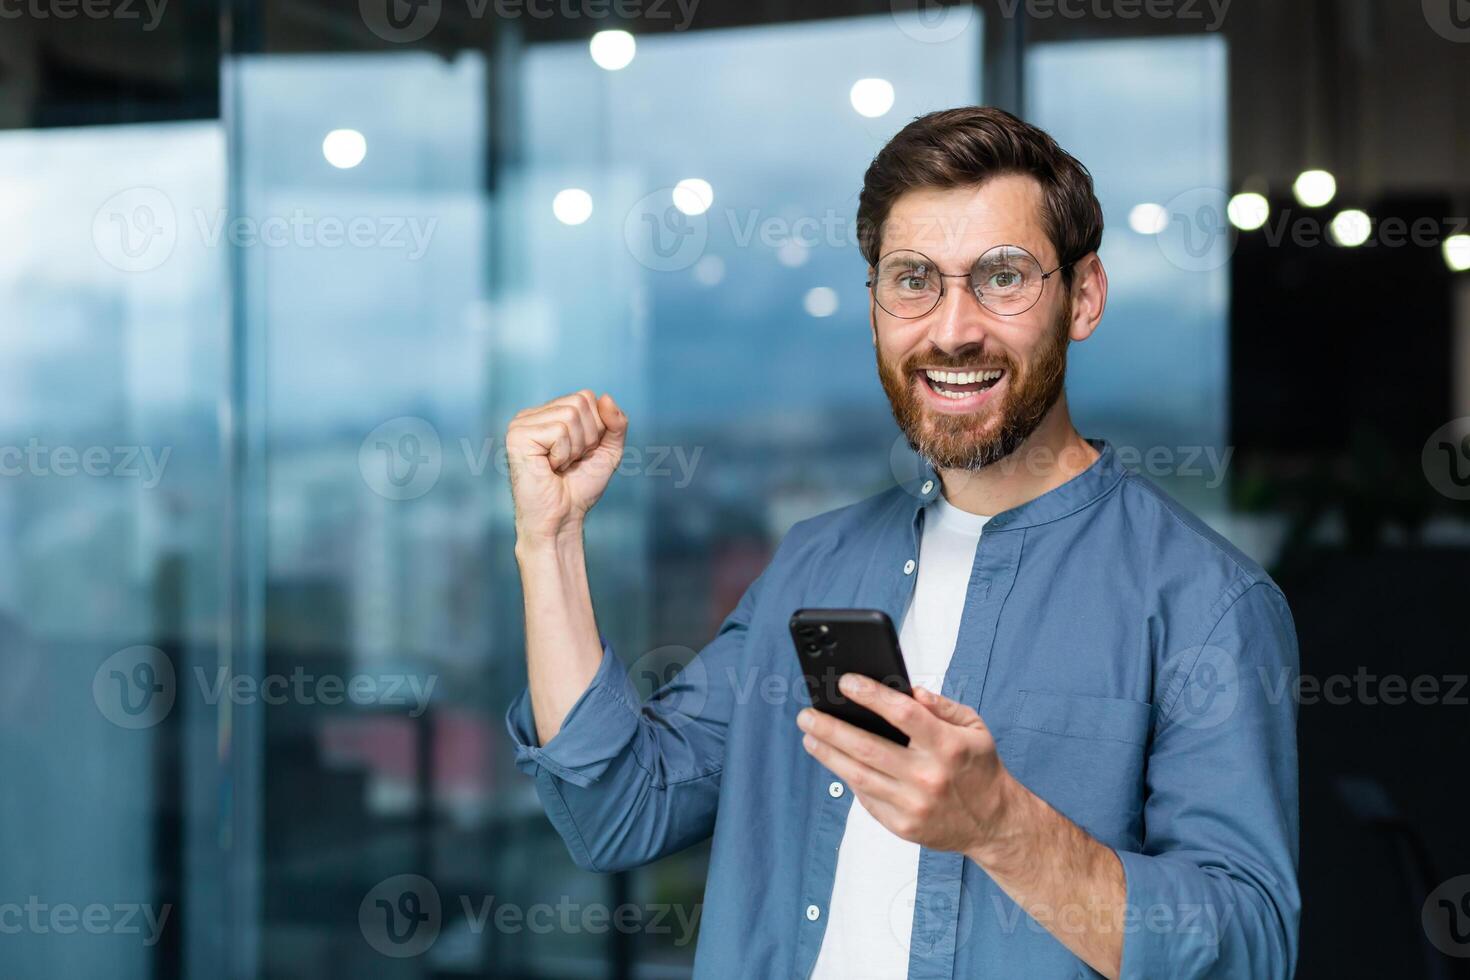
[505,638,643,787]
[502,559,770,873]
[1116,581,1301,979]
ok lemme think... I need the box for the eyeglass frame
[864,244,1073,319]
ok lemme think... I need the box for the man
[503,106,1300,979]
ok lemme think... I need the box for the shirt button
[828,781,844,798]
[806,904,821,921]
[903,559,915,575]
[921,479,934,494]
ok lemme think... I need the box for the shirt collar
[902,438,1126,531]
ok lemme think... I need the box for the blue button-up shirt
[506,440,1300,978]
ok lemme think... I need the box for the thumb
[596,393,628,455]
[913,686,985,729]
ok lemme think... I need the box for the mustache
[904,357,1013,373]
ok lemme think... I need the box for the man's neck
[937,397,1099,517]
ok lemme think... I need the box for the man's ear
[868,275,878,347]
[1067,252,1107,343]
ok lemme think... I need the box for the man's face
[871,175,1073,471]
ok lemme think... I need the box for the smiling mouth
[918,368,1006,400]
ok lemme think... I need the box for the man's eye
[985,269,1022,290]
[890,268,930,290]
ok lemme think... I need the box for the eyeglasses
[865,245,1070,319]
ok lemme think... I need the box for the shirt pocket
[1000,690,1153,849]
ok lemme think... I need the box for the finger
[596,393,628,456]
[525,399,595,461]
[516,419,577,470]
[800,731,905,806]
[852,793,917,843]
[568,389,606,450]
[531,405,596,469]
[838,674,944,744]
[519,393,600,454]
[912,685,987,730]
[797,706,907,777]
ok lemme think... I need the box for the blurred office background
[0,0,1467,976]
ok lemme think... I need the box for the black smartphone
[789,608,914,746]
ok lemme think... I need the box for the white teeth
[923,368,1004,384]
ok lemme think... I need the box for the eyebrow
[881,245,1040,269]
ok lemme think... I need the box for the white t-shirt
[810,494,990,979]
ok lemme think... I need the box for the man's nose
[927,277,992,353]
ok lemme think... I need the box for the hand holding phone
[789,608,913,746]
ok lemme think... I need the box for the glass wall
[0,121,229,977]
[1027,35,1231,518]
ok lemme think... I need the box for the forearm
[515,523,606,745]
[967,775,1126,979]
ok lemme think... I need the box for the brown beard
[876,294,1071,471]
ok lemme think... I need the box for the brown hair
[856,106,1103,288]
